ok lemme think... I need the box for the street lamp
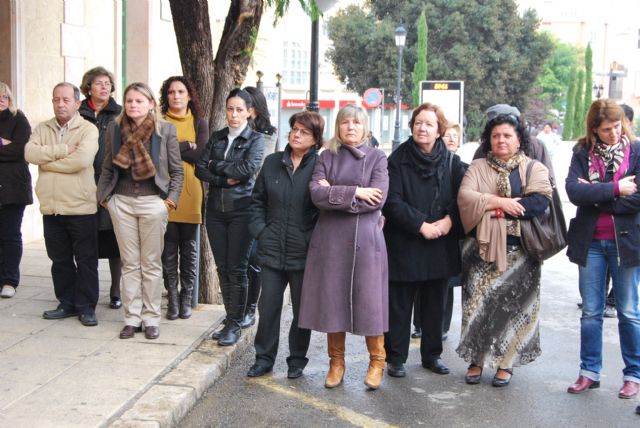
[307,1,336,112]
[392,20,407,151]
[276,73,283,150]
[592,83,604,99]
[256,70,264,92]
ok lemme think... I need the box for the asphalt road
[181,142,640,427]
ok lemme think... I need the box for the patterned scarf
[588,135,630,183]
[486,151,525,236]
[113,114,157,181]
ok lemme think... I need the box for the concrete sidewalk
[0,240,254,428]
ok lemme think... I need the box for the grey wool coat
[298,143,389,336]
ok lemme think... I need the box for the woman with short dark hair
[246,111,324,379]
[457,113,552,386]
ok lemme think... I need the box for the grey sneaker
[1,285,15,298]
[604,305,616,318]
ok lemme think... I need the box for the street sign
[362,88,383,109]
[420,80,464,134]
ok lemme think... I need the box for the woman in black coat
[79,66,123,309]
[245,111,324,379]
[383,103,466,377]
[0,82,32,299]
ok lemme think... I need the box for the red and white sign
[362,88,383,109]
[282,99,336,109]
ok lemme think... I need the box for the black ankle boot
[217,319,241,346]
[179,286,193,319]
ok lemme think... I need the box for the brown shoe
[567,375,600,394]
[619,381,640,399]
[364,336,385,390]
[325,332,345,388]
[119,325,141,339]
[145,326,160,340]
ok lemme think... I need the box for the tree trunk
[168,0,215,121]
[168,0,264,304]
[211,0,264,129]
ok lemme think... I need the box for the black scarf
[406,137,448,216]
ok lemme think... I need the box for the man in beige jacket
[25,82,100,326]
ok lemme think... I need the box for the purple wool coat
[298,143,389,336]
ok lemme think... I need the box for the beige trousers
[108,194,168,327]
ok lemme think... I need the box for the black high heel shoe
[492,368,513,387]
[465,364,483,385]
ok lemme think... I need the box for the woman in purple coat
[299,104,389,390]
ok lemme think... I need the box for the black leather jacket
[196,124,264,212]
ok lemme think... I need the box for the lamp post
[306,1,336,112]
[256,70,264,92]
[276,73,283,151]
[392,20,407,152]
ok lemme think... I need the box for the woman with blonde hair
[566,99,640,398]
[97,82,183,340]
[0,82,32,299]
[298,104,389,390]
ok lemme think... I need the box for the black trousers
[0,204,26,287]
[254,266,310,369]
[43,214,99,315]
[206,207,252,322]
[385,279,448,365]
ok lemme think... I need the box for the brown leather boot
[325,332,346,388]
[364,335,385,390]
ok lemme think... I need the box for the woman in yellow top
[159,76,209,319]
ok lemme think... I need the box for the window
[283,41,310,87]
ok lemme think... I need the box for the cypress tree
[572,70,585,139]
[412,11,428,107]
[562,68,576,141]
[583,43,593,120]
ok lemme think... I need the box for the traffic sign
[362,88,383,109]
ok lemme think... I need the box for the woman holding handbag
[457,113,552,387]
[566,99,640,399]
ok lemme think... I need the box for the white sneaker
[1,285,15,298]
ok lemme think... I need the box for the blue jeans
[578,240,640,383]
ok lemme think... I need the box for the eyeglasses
[0,94,8,101]
[290,127,312,137]
[92,80,112,88]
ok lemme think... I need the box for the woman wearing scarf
[457,114,552,387]
[566,100,640,399]
[97,82,183,340]
[159,76,208,320]
[383,103,466,379]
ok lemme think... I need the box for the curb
[109,323,256,427]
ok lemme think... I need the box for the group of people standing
[0,71,638,403]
